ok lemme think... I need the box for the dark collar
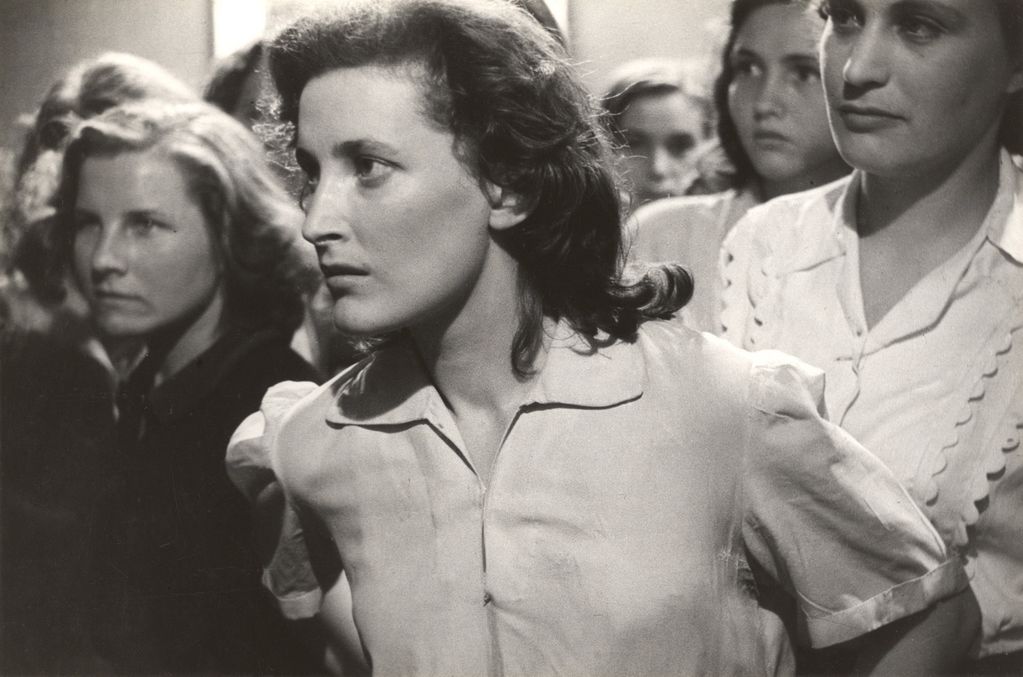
[146,326,288,424]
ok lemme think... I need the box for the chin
[330,308,401,339]
[94,318,152,341]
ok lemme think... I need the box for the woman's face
[820,0,1023,177]
[72,149,223,339]
[619,90,706,205]
[728,3,844,192]
[295,65,502,338]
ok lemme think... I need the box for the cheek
[727,85,754,138]
[153,237,220,296]
[72,235,96,286]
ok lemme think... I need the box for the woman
[3,52,196,337]
[603,58,713,209]
[721,0,1023,670]
[52,101,321,673]
[629,0,850,332]
[0,53,199,674]
[227,1,974,674]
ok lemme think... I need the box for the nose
[301,184,351,248]
[753,70,785,120]
[840,25,890,91]
[649,146,674,179]
[89,227,128,280]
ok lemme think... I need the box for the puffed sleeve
[740,353,968,648]
[227,380,323,619]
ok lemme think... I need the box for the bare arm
[853,586,980,675]
[320,573,370,677]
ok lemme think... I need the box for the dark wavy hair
[53,101,310,334]
[267,0,691,375]
[203,41,265,122]
[995,0,1023,154]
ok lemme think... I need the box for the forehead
[835,0,997,21]
[76,148,188,203]
[733,3,821,56]
[621,92,705,130]
[296,65,438,148]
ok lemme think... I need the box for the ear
[484,182,530,231]
[1009,57,1023,95]
[1009,70,1023,96]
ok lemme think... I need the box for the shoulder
[634,191,737,229]
[728,177,848,249]
[227,331,322,386]
[636,320,808,406]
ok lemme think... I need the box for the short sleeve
[739,353,968,648]
[226,380,323,619]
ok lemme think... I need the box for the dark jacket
[84,327,322,675]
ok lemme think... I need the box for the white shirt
[629,189,760,333]
[228,320,962,675]
[721,154,1023,657]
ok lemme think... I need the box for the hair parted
[54,101,311,334]
[266,0,692,375]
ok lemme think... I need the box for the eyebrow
[890,0,967,26]
[296,138,401,163]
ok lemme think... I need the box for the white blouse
[628,189,760,333]
[720,154,1023,657]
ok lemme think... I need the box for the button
[483,592,493,606]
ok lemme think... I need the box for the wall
[569,0,730,96]
[0,0,212,150]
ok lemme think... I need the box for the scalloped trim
[924,309,1023,550]
[720,226,774,347]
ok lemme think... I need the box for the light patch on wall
[547,0,569,37]
[213,0,268,57]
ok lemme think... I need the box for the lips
[93,289,140,301]
[836,103,902,132]
[752,129,790,144]
[320,263,368,277]
[320,262,368,295]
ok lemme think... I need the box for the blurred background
[0,0,730,152]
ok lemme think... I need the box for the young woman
[0,54,199,674]
[722,0,1023,670]
[629,0,850,332]
[603,59,713,209]
[51,102,321,674]
[228,1,974,674]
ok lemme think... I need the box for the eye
[127,215,164,235]
[353,156,393,184]
[299,175,319,213]
[71,213,99,232]
[792,63,821,84]
[294,149,320,211]
[731,59,762,79]
[664,134,695,158]
[898,15,943,42]
[819,1,861,32]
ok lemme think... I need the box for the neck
[858,133,1003,239]
[148,286,228,382]
[411,247,538,417]
[760,156,851,201]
